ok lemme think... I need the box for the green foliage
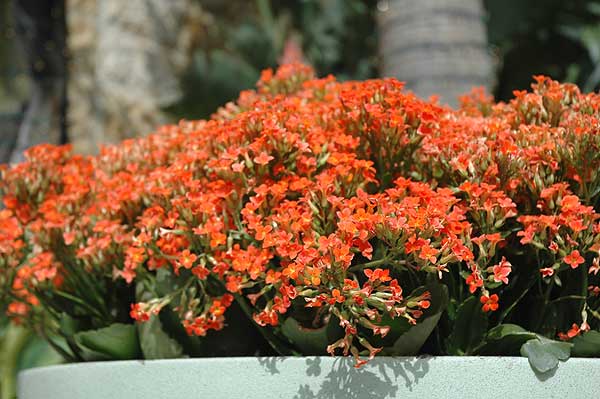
[477,324,537,355]
[75,323,141,360]
[169,0,378,120]
[571,331,600,357]
[446,296,488,355]
[472,324,599,375]
[281,316,340,355]
[0,321,62,399]
[137,316,183,360]
[173,0,600,117]
[385,284,448,356]
[520,337,572,374]
[486,0,600,99]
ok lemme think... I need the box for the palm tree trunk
[377,0,494,107]
[9,0,66,163]
[66,0,203,154]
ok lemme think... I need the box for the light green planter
[18,356,600,399]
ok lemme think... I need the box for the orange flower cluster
[2,64,600,362]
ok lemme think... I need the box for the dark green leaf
[371,314,411,348]
[520,338,572,374]
[386,284,448,356]
[281,317,330,355]
[571,331,600,357]
[58,313,82,336]
[446,296,488,355]
[232,294,298,356]
[138,316,183,359]
[17,336,63,370]
[486,323,527,338]
[157,306,204,357]
[157,302,272,357]
[75,323,141,360]
[389,311,443,356]
[477,324,538,355]
[155,269,185,297]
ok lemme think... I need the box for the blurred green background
[1,0,598,128]
[1,0,600,160]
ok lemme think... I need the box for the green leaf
[75,323,141,360]
[281,316,342,355]
[477,324,538,355]
[157,301,273,357]
[390,311,443,356]
[58,313,83,336]
[486,323,527,338]
[386,284,448,356]
[281,317,327,355]
[155,268,186,297]
[138,316,184,359]
[446,296,488,355]
[232,294,298,356]
[520,338,572,374]
[479,324,574,374]
[17,336,63,370]
[571,331,600,357]
[156,306,205,357]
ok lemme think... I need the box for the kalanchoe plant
[1,64,600,373]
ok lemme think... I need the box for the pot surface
[18,356,600,399]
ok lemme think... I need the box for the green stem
[0,324,31,399]
[349,252,411,273]
[348,257,391,272]
[498,279,535,325]
[548,295,587,305]
[60,262,108,319]
[543,278,555,306]
[581,263,588,312]
[52,290,106,320]
[532,277,555,331]
[589,308,600,321]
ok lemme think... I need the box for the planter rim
[19,356,600,399]
[18,354,600,374]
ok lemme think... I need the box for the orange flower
[253,152,274,165]
[364,268,392,283]
[5,63,600,368]
[329,288,345,304]
[564,250,585,269]
[492,257,512,284]
[466,271,483,294]
[480,294,499,312]
[178,250,197,270]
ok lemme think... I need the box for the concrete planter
[18,356,600,399]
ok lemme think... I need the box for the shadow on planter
[258,356,431,399]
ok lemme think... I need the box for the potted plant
[2,64,600,398]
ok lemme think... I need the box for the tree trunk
[377,0,494,107]
[9,0,66,163]
[66,0,203,154]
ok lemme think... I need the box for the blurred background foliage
[171,0,600,118]
[1,0,600,122]
[167,0,379,119]
[486,0,600,99]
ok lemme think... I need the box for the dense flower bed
[1,64,600,369]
